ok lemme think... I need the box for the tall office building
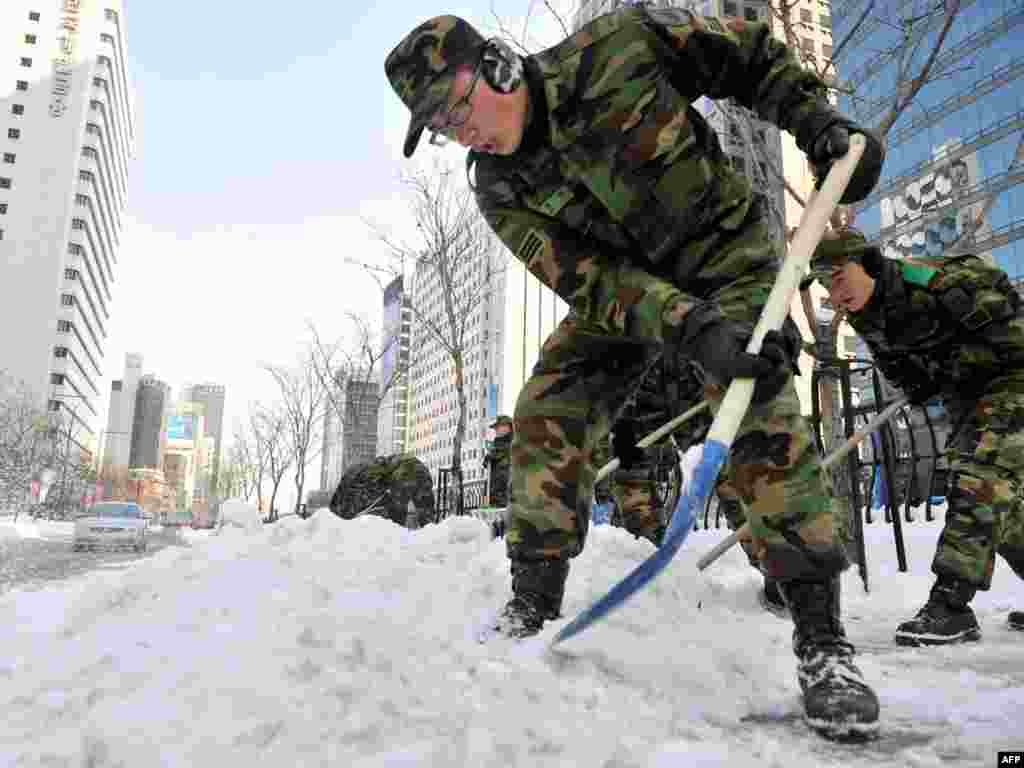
[321,376,379,493]
[376,277,412,457]
[180,383,226,497]
[129,375,169,470]
[0,1,135,445]
[101,351,141,471]
[833,1,1023,274]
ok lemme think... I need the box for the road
[0,520,190,594]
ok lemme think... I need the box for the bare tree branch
[874,0,961,137]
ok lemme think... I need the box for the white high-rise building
[407,246,569,487]
[0,1,135,445]
[101,350,141,471]
[376,276,412,457]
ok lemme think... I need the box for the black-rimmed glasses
[427,51,485,146]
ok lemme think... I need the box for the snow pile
[219,498,264,533]
[1,506,1021,767]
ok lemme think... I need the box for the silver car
[73,501,148,552]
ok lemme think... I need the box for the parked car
[72,501,148,552]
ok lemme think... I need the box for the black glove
[680,306,801,405]
[611,420,645,471]
[797,105,885,204]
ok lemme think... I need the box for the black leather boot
[894,575,981,646]
[781,577,880,741]
[494,557,570,639]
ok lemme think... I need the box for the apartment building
[0,1,135,448]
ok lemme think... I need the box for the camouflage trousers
[933,386,1024,589]
[591,436,665,541]
[507,220,849,582]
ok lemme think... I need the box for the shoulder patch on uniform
[537,186,575,217]
[518,228,550,265]
[901,261,938,289]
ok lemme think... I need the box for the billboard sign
[878,142,988,261]
[166,415,194,441]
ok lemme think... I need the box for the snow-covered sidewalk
[1,505,1021,767]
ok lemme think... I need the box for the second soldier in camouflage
[811,228,1024,646]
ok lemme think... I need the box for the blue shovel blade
[550,440,729,646]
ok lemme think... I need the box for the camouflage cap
[490,415,513,429]
[806,227,871,288]
[385,15,485,158]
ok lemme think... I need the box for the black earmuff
[480,38,523,94]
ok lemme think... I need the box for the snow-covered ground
[1,503,1021,767]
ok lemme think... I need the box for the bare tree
[0,374,51,517]
[370,165,507,513]
[225,421,260,502]
[250,403,293,522]
[264,346,331,515]
[306,312,410,470]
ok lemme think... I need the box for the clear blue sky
[102,1,574,502]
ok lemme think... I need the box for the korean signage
[50,0,83,118]
[878,142,987,261]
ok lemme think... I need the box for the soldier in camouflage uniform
[484,415,514,507]
[811,228,1024,646]
[385,7,885,739]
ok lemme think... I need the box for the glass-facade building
[834,0,1024,275]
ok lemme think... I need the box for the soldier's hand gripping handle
[796,104,885,205]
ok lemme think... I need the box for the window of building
[48,400,61,412]
[7,128,20,140]
[0,229,4,241]
[744,7,758,21]
[54,347,69,359]
[78,170,94,183]
[1,153,14,164]
[11,104,24,116]
[68,243,83,256]
[800,8,813,23]
[60,294,74,307]
[16,80,28,91]
[19,57,32,67]
[801,38,815,53]
[72,218,86,230]
[75,193,88,206]
[57,320,72,333]
[723,1,737,15]
[64,268,79,281]
[0,203,7,214]
[29,11,41,21]
[24,34,37,44]
[51,373,65,386]
[0,178,10,189]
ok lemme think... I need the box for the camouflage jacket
[471,6,830,316]
[847,251,1024,400]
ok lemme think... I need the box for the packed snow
[2,502,1022,767]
